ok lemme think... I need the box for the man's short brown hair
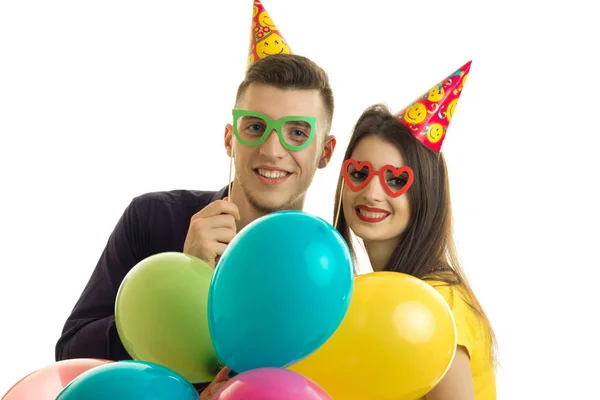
[235,54,335,133]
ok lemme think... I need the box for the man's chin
[251,198,290,213]
[246,191,296,213]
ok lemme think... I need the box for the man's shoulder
[130,186,228,212]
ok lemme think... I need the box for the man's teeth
[359,209,388,219]
[258,169,289,179]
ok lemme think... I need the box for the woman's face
[342,135,413,244]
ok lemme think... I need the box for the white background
[1,0,598,398]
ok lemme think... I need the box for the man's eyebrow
[286,120,311,128]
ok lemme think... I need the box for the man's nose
[258,129,286,159]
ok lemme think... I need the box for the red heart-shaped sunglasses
[342,159,414,198]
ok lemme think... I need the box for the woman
[333,103,497,399]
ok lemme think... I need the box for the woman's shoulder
[424,278,468,306]
[423,278,484,335]
[423,278,493,358]
[423,276,497,396]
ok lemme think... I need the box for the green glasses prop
[232,109,317,151]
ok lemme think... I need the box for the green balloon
[115,252,219,383]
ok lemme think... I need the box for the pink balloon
[214,368,331,400]
[2,358,111,400]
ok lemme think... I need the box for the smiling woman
[330,76,497,398]
[341,135,413,244]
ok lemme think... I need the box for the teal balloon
[55,360,198,399]
[208,210,354,373]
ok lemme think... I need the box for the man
[55,51,336,398]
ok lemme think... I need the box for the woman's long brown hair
[334,104,498,364]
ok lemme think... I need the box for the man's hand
[199,367,232,400]
[184,198,240,268]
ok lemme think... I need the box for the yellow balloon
[289,271,457,400]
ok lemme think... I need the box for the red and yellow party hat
[247,0,292,69]
[394,61,472,152]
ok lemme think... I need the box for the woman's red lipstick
[355,205,390,223]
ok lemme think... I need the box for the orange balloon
[289,272,457,400]
[2,358,111,400]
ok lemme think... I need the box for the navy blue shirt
[55,185,229,393]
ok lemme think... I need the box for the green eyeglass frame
[232,109,317,151]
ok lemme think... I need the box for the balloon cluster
[2,211,459,400]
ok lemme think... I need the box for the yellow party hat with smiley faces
[247,0,291,68]
[394,61,472,152]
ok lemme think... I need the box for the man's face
[224,83,335,213]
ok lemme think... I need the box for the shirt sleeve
[55,196,148,361]
[427,281,477,359]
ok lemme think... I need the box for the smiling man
[225,58,335,230]
[54,1,337,397]
[182,54,336,268]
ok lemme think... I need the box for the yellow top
[420,280,497,399]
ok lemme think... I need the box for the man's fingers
[209,242,228,258]
[214,367,231,382]
[199,367,231,399]
[203,228,236,244]
[214,242,227,256]
[206,214,238,230]
[189,214,236,236]
[192,200,241,221]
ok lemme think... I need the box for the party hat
[394,61,472,152]
[247,0,292,69]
